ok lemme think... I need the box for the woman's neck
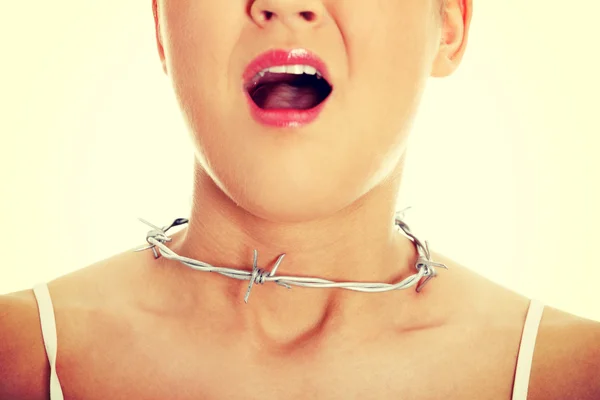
[156,162,422,344]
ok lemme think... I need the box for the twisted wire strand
[134,208,448,303]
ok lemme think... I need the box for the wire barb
[134,217,188,259]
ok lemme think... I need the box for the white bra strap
[32,283,65,400]
[512,298,545,400]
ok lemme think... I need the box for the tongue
[253,83,320,110]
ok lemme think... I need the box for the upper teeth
[254,64,322,80]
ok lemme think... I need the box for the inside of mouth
[247,73,333,110]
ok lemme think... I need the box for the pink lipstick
[242,48,333,128]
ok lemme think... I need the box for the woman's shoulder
[0,249,145,399]
[433,251,600,399]
[528,304,600,400]
[0,290,53,399]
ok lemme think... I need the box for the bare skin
[1,246,599,399]
[2,0,600,398]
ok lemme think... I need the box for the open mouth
[244,65,333,110]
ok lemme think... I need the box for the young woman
[1,0,599,399]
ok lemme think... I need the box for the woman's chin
[228,181,357,224]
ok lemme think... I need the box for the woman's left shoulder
[430,251,600,399]
[528,305,600,400]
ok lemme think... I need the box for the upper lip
[242,48,332,90]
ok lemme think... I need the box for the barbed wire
[134,208,448,303]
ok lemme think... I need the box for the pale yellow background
[1,1,599,320]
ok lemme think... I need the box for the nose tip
[250,0,324,28]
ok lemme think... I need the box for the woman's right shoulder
[0,290,52,400]
[0,248,153,399]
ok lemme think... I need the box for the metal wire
[133,208,448,303]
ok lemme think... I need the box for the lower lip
[244,92,329,128]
